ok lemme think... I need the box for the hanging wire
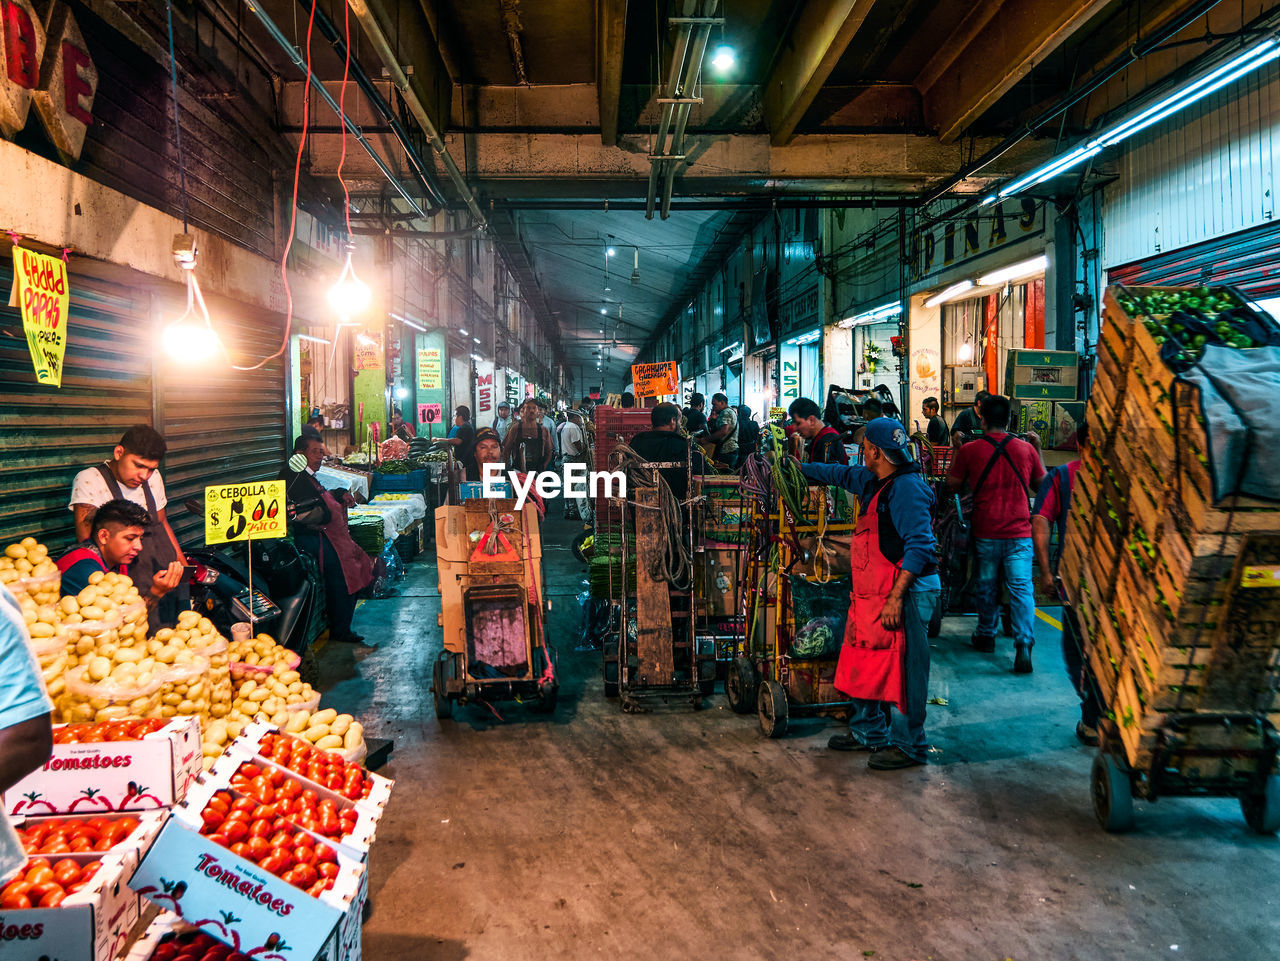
[234,0,320,372]
[164,0,189,232]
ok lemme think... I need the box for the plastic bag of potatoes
[61,665,164,723]
[156,654,211,724]
[59,572,148,671]
[16,592,69,700]
[278,707,366,760]
[2,537,61,606]
[194,634,233,719]
[228,632,301,678]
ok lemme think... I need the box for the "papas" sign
[0,0,98,161]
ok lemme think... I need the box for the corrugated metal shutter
[159,305,287,545]
[1108,219,1280,299]
[0,261,152,551]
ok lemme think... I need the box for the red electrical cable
[337,0,352,237]
[234,0,319,372]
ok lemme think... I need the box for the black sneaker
[1013,644,1033,674]
[970,633,995,653]
[868,747,926,770]
[827,733,875,752]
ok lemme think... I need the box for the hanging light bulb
[164,235,223,363]
[328,243,371,319]
[957,339,974,362]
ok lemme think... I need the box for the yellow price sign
[205,481,287,545]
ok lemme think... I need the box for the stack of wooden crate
[1060,286,1280,772]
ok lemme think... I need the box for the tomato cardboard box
[0,853,138,961]
[234,720,394,812]
[129,811,365,960]
[126,906,365,961]
[201,751,381,861]
[11,810,168,873]
[4,717,202,816]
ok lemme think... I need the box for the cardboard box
[196,750,382,861]
[1005,349,1079,400]
[230,721,394,813]
[127,906,366,961]
[129,814,366,961]
[696,549,742,617]
[0,853,138,961]
[10,810,167,872]
[5,718,202,816]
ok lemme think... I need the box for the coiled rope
[610,442,692,589]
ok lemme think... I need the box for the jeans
[975,537,1035,649]
[847,589,939,762]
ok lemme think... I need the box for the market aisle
[313,516,1280,961]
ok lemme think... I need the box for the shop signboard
[417,347,443,389]
[11,246,69,386]
[631,361,679,397]
[909,199,1045,285]
[204,481,287,546]
[0,0,98,161]
[779,343,800,404]
[474,359,495,422]
[353,330,383,371]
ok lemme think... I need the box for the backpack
[737,406,761,455]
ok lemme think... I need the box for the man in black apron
[69,425,188,631]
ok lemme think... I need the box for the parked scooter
[182,498,324,654]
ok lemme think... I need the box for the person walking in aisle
[946,394,1045,673]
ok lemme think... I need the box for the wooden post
[634,486,675,686]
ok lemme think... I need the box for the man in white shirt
[558,410,589,519]
[68,425,187,630]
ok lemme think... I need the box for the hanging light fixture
[630,248,640,284]
[164,234,223,362]
[328,242,371,319]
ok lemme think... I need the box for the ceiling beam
[919,0,1113,144]
[597,0,628,146]
[762,0,881,147]
[349,0,452,137]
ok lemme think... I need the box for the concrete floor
[315,514,1280,961]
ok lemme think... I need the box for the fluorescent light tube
[924,281,974,309]
[297,333,331,345]
[978,255,1049,287]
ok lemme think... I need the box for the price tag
[419,403,442,424]
[769,406,787,421]
[205,481,287,545]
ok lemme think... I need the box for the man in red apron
[798,417,941,770]
[285,436,374,644]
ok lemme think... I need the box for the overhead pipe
[645,1,698,218]
[303,0,448,209]
[660,0,718,219]
[346,0,489,231]
[242,0,427,216]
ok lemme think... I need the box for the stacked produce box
[1061,285,1280,771]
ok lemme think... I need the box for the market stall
[1,540,393,961]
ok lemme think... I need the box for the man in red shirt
[787,397,848,464]
[946,394,1045,673]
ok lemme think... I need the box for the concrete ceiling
[241,0,1225,385]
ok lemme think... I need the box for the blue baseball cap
[862,417,913,461]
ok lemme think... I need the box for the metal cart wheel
[533,680,559,714]
[1240,775,1280,835]
[1091,751,1135,832]
[725,656,759,714]
[757,679,789,738]
[432,654,454,720]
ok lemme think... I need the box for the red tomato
[230,842,250,858]
[1,891,31,909]
[248,820,273,840]
[317,862,340,880]
[258,853,288,876]
[246,837,272,862]
[38,887,66,907]
[51,859,81,885]
[222,819,250,844]
[29,880,62,899]
[25,865,54,886]
[201,808,226,831]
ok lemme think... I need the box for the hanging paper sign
[418,403,442,424]
[417,348,443,389]
[631,361,679,397]
[769,406,787,421]
[204,481,287,545]
[13,247,69,387]
[353,330,383,370]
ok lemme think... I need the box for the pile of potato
[229,631,300,673]
[200,706,365,768]
[2,537,61,605]
[60,571,148,672]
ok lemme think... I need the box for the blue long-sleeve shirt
[799,462,941,589]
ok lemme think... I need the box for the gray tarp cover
[1180,344,1280,501]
